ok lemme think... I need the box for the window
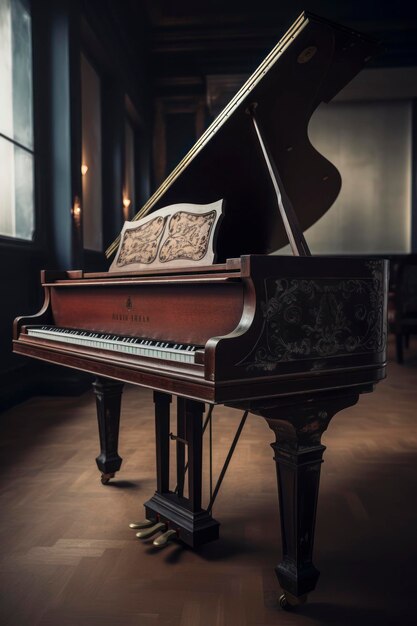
[0,0,34,241]
[81,53,102,251]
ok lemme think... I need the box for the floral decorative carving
[109,200,224,272]
[159,210,216,263]
[117,216,167,266]
[240,263,386,372]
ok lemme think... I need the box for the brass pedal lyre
[129,519,154,530]
[153,529,177,548]
[136,521,165,539]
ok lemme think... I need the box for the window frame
[0,0,40,251]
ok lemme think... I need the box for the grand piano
[13,12,388,609]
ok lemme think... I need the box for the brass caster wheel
[279,593,307,610]
[101,472,115,485]
[279,594,291,610]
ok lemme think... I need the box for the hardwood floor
[1,337,417,625]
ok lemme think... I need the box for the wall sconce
[72,196,82,227]
[123,196,131,220]
[81,164,88,176]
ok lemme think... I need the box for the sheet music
[109,200,224,272]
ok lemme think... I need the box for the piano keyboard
[26,326,199,363]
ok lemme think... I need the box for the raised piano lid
[106,12,379,263]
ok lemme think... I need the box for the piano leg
[252,390,360,607]
[93,377,124,484]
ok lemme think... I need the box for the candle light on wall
[81,164,88,176]
[123,195,131,221]
[72,196,82,227]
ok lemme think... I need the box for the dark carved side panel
[239,261,386,373]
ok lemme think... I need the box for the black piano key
[28,325,203,354]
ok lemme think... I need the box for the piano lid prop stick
[246,103,311,257]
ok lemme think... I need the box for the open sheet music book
[109,200,224,272]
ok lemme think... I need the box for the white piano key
[26,326,198,363]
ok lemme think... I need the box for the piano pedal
[135,521,165,539]
[100,472,115,484]
[129,519,154,530]
[152,529,177,548]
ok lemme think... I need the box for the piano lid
[106,12,379,262]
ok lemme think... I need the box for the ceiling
[136,0,417,76]
[95,0,417,107]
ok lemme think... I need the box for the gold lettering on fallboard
[111,312,150,323]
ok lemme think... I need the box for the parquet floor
[1,337,417,626]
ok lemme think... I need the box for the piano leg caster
[152,529,177,548]
[100,472,115,484]
[279,593,307,610]
[129,519,154,530]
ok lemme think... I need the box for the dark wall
[0,0,152,409]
